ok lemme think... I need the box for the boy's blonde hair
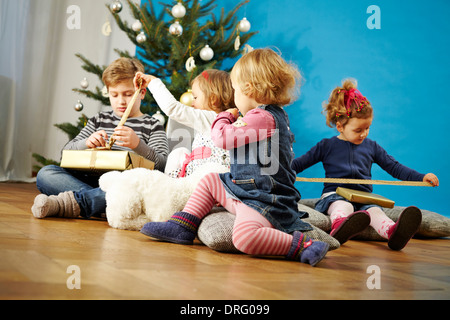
[323,78,373,128]
[193,69,235,113]
[230,48,301,106]
[102,57,145,89]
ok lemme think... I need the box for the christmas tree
[33,0,257,171]
[73,0,256,118]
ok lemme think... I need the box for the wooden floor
[1,182,449,301]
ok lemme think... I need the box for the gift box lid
[336,187,395,208]
[60,149,154,172]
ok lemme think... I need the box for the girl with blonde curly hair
[292,78,439,250]
[134,69,234,178]
[141,48,330,267]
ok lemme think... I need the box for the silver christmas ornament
[238,17,251,33]
[171,2,186,18]
[80,78,89,89]
[136,31,147,44]
[74,100,84,112]
[132,20,143,32]
[169,21,183,36]
[152,111,166,125]
[110,0,123,13]
[200,45,214,61]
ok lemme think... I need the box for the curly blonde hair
[323,78,373,128]
[193,69,235,113]
[230,48,301,106]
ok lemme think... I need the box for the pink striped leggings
[184,173,294,256]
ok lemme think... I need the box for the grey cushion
[198,200,450,253]
[299,203,331,232]
[198,207,340,253]
[299,199,450,241]
[198,211,241,253]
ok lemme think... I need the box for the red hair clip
[201,70,209,81]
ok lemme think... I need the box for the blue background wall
[143,0,449,217]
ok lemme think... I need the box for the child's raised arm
[211,108,276,150]
[138,73,217,134]
[133,72,156,89]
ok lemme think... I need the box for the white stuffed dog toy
[99,163,229,231]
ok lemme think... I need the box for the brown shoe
[387,206,422,250]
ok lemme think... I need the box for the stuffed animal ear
[98,171,122,192]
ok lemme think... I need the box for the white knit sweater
[148,78,230,177]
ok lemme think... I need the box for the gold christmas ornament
[180,89,194,106]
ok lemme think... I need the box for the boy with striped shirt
[32,58,169,219]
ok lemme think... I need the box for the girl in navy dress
[292,79,439,250]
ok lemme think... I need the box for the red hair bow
[343,88,368,117]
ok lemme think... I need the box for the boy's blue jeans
[36,165,106,218]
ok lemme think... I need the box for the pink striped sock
[232,202,293,256]
[182,172,225,219]
[183,172,296,257]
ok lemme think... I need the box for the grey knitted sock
[32,194,60,218]
[56,191,81,218]
[31,191,80,219]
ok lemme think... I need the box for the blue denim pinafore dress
[219,105,312,234]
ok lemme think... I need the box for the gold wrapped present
[60,149,154,173]
[336,187,395,208]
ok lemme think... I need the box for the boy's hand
[86,130,108,149]
[134,72,157,90]
[111,126,140,149]
[423,173,439,187]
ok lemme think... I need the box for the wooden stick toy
[295,177,432,187]
[105,79,143,149]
